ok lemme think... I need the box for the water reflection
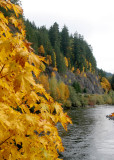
[58,105,114,160]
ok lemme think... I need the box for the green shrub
[83,88,87,93]
[109,90,114,105]
[95,94,105,105]
[64,100,72,108]
[49,77,70,106]
[72,81,82,93]
[88,95,96,106]
[78,94,88,107]
[103,94,112,104]
[49,76,58,100]
[68,86,81,107]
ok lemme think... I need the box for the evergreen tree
[72,81,82,93]
[61,25,70,56]
[38,26,53,56]
[10,0,21,5]
[72,33,85,71]
[55,44,66,73]
[98,69,106,79]
[85,44,96,72]
[49,22,60,48]
[24,19,39,53]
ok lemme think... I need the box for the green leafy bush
[69,86,81,107]
[95,95,105,105]
[72,81,82,93]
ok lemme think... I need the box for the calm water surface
[58,105,114,160]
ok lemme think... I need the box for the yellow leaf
[9,16,19,28]
[12,3,23,17]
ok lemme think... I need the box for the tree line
[24,20,97,74]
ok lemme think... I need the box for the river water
[58,105,114,160]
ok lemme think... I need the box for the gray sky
[22,0,114,74]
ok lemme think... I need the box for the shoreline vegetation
[58,92,114,109]
[64,92,114,109]
[38,73,114,109]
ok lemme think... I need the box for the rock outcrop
[46,67,103,94]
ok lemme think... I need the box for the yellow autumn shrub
[38,45,45,55]
[49,77,70,106]
[39,74,50,92]
[101,77,111,93]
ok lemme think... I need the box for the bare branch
[0,64,5,74]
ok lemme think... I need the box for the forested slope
[24,20,97,74]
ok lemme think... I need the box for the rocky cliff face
[76,72,103,94]
[46,67,103,94]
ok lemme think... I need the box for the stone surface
[46,67,103,94]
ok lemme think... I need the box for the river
[58,105,114,160]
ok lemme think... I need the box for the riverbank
[38,69,113,109]
[64,90,114,109]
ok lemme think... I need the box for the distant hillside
[23,19,113,94]
[105,72,113,77]
[98,68,113,78]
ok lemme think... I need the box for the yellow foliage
[51,71,56,77]
[101,77,111,93]
[0,1,72,159]
[47,55,52,65]
[64,85,70,100]
[83,73,87,78]
[86,59,92,72]
[56,87,61,100]
[38,45,45,55]
[96,76,98,80]
[53,51,57,68]
[82,66,85,73]
[71,66,74,72]
[68,79,71,84]
[85,59,89,69]
[49,77,70,104]
[57,81,69,103]
[76,68,80,75]
[49,76,58,100]
[89,62,92,72]
[58,82,66,102]
[39,74,49,92]
[64,57,68,67]
[53,67,58,71]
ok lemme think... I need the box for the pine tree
[10,0,21,5]
[49,22,60,48]
[55,45,66,73]
[61,25,70,56]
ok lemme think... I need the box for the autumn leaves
[0,1,72,159]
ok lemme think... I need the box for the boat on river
[106,112,114,120]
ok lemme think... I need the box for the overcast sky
[22,0,114,74]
